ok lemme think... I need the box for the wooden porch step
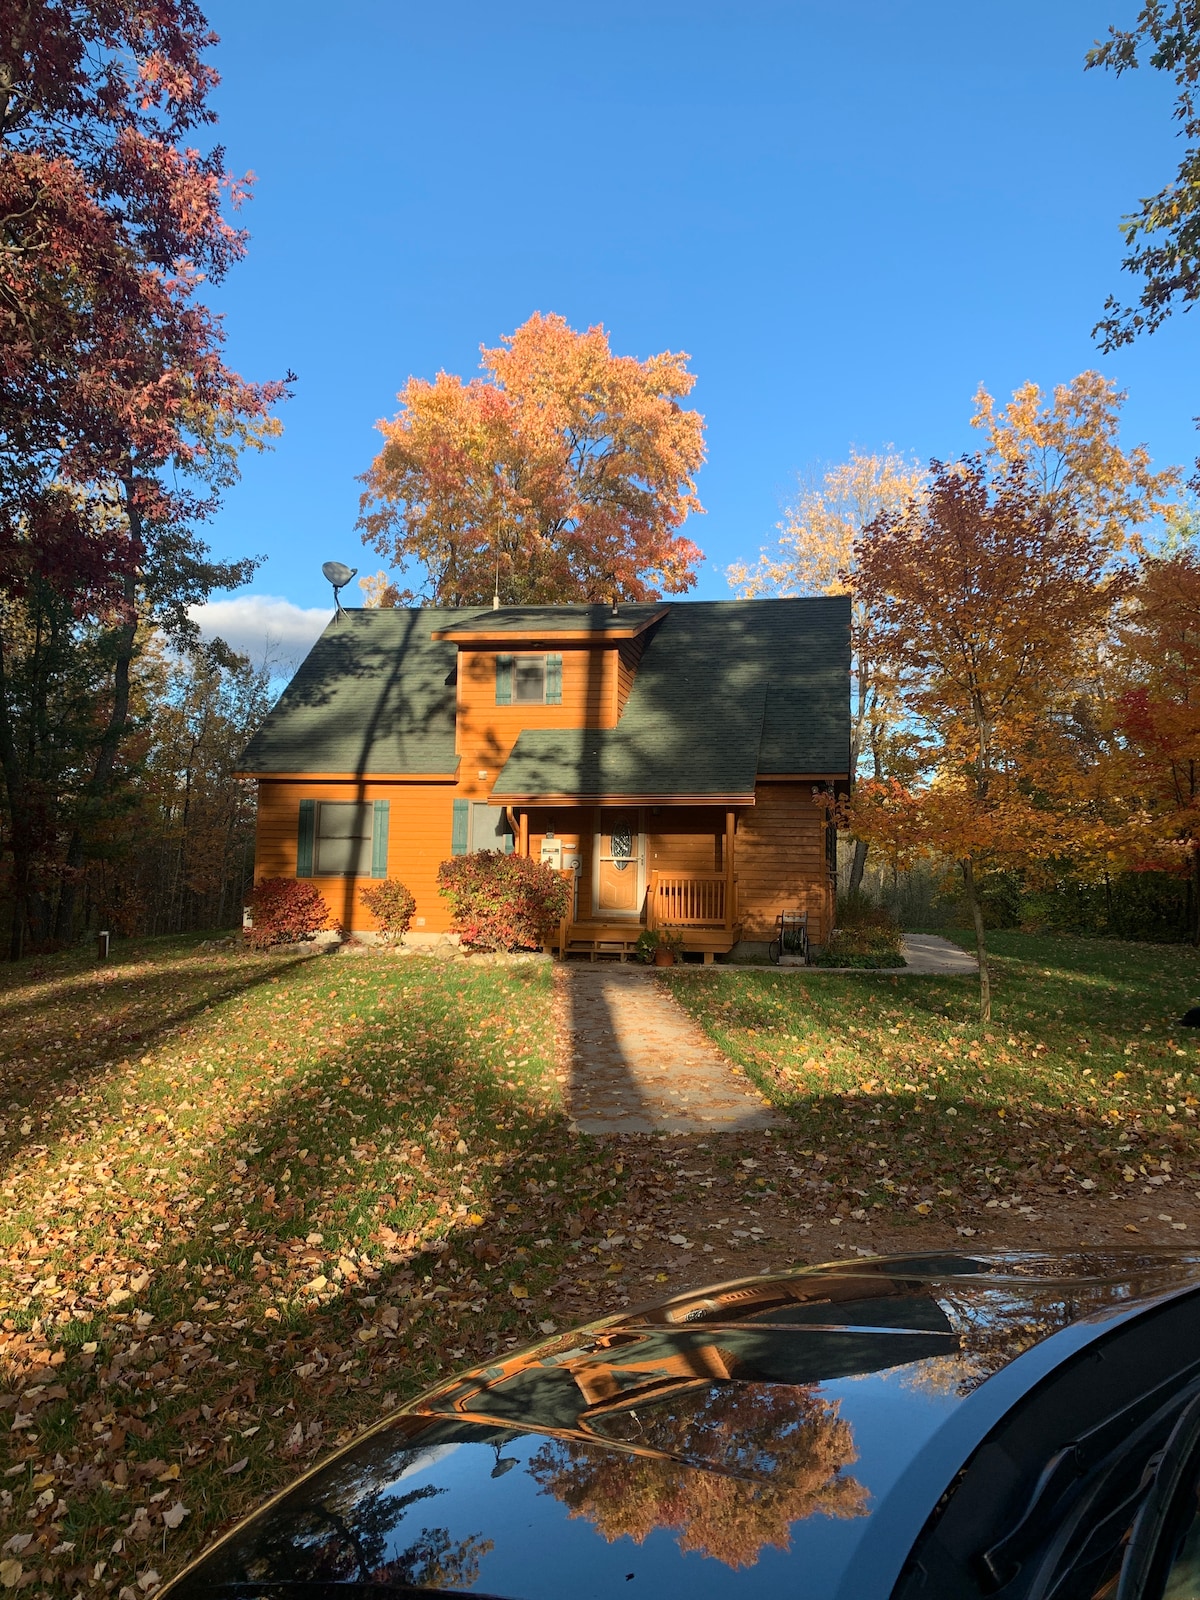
[557,921,744,963]
[563,922,643,962]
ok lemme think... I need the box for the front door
[594,809,643,917]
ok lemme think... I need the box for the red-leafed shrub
[244,878,331,949]
[360,878,417,943]
[437,852,571,952]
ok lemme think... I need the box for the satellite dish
[322,561,358,621]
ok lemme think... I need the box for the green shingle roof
[491,597,850,800]
[433,603,666,638]
[239,609,460,775]
[240,597,851,791]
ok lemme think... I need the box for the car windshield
[894,1284,1200,1600]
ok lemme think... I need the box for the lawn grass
[667,931,1200,1215]
[0,937,608,1597]
[4,929,1200,1598]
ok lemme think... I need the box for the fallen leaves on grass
[0,939,602,1597]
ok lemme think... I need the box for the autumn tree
[969,372,1178,551]
[0,1,289,954]
[529,1383,866,1570]
[1107,548,1200,939]
[1086,3,1200,346]
[851,458,1127,1019]
[358,312,705,606]
[730,448,926,893]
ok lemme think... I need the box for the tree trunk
[848,836,868,896]
[961,856,991,1022]
[0,631,30,959]
[53,506,140,943]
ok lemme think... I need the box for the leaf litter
[0,929,1197,1597]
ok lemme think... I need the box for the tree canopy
[1088,2,1200,346]
[850,456,1128,1016]
[358,312,706,606]
[0,1,289,955]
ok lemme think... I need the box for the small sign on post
[97,930,111,961]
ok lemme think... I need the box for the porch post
[518,810,529,858]
[725,809,736,929]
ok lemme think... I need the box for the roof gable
[239,609,460,776]
[239,597,851,788]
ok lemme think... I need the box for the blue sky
[193,0,1198,660]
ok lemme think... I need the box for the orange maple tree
[850,457,1127,1017]
[357,312,706,606]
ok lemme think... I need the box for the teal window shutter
[297,798,315,877]
[451,798,469,855]
[495,654,513,705]
[371,799,389,877]
[545,653,562,705]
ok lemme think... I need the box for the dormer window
[514,655,546,702]
[495,652,562,706]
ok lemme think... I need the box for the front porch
[558,867,742,963]
[509,802,744,961]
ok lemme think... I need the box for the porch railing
[647,870,736,930]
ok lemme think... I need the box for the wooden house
[239,597,851,959]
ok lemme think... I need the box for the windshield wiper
[978,1364,1200,1590]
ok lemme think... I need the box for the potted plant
[653,928,684,967]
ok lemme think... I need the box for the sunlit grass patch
[667,932,1200,1207]
[0,937,599,1596]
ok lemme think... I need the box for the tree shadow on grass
[0,944,321,1181]
[3,956,591,1587]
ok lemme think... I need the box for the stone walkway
[559,965,775,1136]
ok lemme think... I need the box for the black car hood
[164,1250,1200,1600]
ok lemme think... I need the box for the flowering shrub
[244,878,331,950]
[360,878,417,943]
[437,852,571,952]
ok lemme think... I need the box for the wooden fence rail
[648,870,732,929]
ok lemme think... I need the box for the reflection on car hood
[165,1250,1200,1600]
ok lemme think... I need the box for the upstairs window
[495,653,562,705]
[514,655,546,702]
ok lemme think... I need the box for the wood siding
[735,783,832,941]
[255,779,459,934]
[257,783,833,943]
[454,647,621,799]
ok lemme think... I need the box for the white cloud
[188,594,332,669]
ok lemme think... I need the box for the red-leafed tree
[0,1,290,955]
[1108,548,1200,939]
[358,312,705,605]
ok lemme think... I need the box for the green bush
[437,852,571,952]
[1020,870,1191,942]
[812,919,904,968]
[360,878,417,944]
